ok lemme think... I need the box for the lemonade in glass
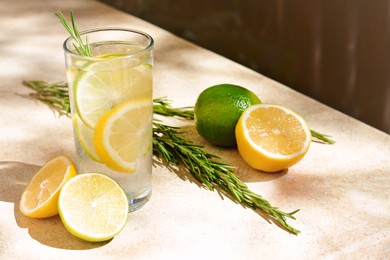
[63,28,153,211]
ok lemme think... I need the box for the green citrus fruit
[58,173,129,242]
[194,84,262,147]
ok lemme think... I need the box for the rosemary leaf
[55,11,91,56]
[311,130,336,144]
[23,80,70,116]
[153,97,194,120]
[153,122,301,234]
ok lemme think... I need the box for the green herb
[23,80,70,116]
[153,122,300,234]
[152,97,335,145]
[55,11,92,56]
[310,129,336,144]
[153,97,194,120]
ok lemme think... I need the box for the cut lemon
[94,99,153,173]
[74,61,152,128]
[73,114,101,162]
[235,104,311,172]
[58,173,129,242]
[19,155,77,218]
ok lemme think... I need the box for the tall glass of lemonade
[63,28,153,211]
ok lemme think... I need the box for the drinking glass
[63,28,154,211]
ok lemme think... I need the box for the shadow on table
[0,161,108,250]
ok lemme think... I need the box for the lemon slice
[58,173,129,242]
[94,99,153,173]
[73,61,152,128]
[73,114,101,162]
[19,155,77,218]
[235,104,311,172]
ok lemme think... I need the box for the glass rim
[63,27,154,61]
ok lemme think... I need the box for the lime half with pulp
[73,56,152,128]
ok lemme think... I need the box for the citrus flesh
[73,59,152,129]
[94,98,153,173]
[235,104,311,172]
[58,173,129,242]
[73,114,101,162]
[194,84,261,147]
[19,155,77,218]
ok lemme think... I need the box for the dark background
[100,0,390,133]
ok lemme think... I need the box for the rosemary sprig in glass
[54,11,92,56]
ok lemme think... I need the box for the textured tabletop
[1,1,389,259]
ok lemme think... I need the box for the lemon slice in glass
[73,59,152,128]
[94,98,153,173]
[58,172,129,242]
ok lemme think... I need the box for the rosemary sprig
[153,122,300,234]
[310,129,336,144]
[55,11,92,56]
[23,80,335,144]
[23,80,70,116]
[153,98,335,145]
[22,81,192,120]
[153,97,194,120]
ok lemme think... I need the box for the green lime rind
[73,114,102,163]
[194,84,261,147]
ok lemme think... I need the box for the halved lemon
[19,155,77,218]
[235,104,311,172]
[94,99,153,173]
[58,173,129,242]
[73,61,152,128]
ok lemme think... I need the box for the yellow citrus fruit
[73,58,152,128]
[235,104,311,172]
[19,155,77,218]
[94,99,153,173]
[194,84,261,147]
[58,173,129,242]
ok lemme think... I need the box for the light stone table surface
[1,1,389,259]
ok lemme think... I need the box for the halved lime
[58,172,129,242]
[73,58,152,128]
